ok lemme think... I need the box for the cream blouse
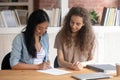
[54,32,93,64]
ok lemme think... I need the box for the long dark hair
[60,7,95,54]
[23,9,49,58]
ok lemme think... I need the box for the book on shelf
[115,8,120,26]
[101,7,107,25]
[44,8,61,27]
[112,8,117,26]
[51,8,56,27]
[1,10,19,27]
[43,9,52,27]
[101,7,120,26]
[86,64,116,74]
[54,8,60,27]
[14,9,28,26]
[0,12,5,27]
[103,7,110,26]
[106,8,117,26]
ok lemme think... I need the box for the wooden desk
[0,68,120,80]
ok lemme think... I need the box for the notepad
[86,64,116,74]
[72,72,112,80]
[37,68,71,75]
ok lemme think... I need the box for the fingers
[72,61,83,70]
[38,62,52,70]
[72,61,80,66]
[42,62,52,70]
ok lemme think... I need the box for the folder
[72,72,112,80]
[86,64,116,74]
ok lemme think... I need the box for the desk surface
[0,68,120,80]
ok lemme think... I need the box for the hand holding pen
[72,61,83,70]
[38,61,51,70]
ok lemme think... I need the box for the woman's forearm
[11,62,39,70]
[58,59,75,69]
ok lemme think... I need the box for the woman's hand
[38,62,51,70]
[71,61,83,70]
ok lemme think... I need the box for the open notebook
[86,64,116,74]
[72,72,112,80]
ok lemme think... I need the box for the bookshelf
[0,0,120,33]
[0,0,33,29]
[0,0,62,31]
[0,0,33,15]
[0,0,33,28]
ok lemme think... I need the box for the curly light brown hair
[59,7,95,53]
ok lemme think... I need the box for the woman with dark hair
[10,9,51,70]
[54,7,96,70]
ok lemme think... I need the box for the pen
[43,55,47,62]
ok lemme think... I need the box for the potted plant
[89,10,99,25]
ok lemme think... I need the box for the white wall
[104,32,120,64]
[93,26,120,64]
[48,33,57,66]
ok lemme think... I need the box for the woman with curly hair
[54,7,96,70]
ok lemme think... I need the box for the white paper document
[37,68,71,75]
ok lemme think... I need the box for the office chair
[54,56,59,68]
[1,52,11,70]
